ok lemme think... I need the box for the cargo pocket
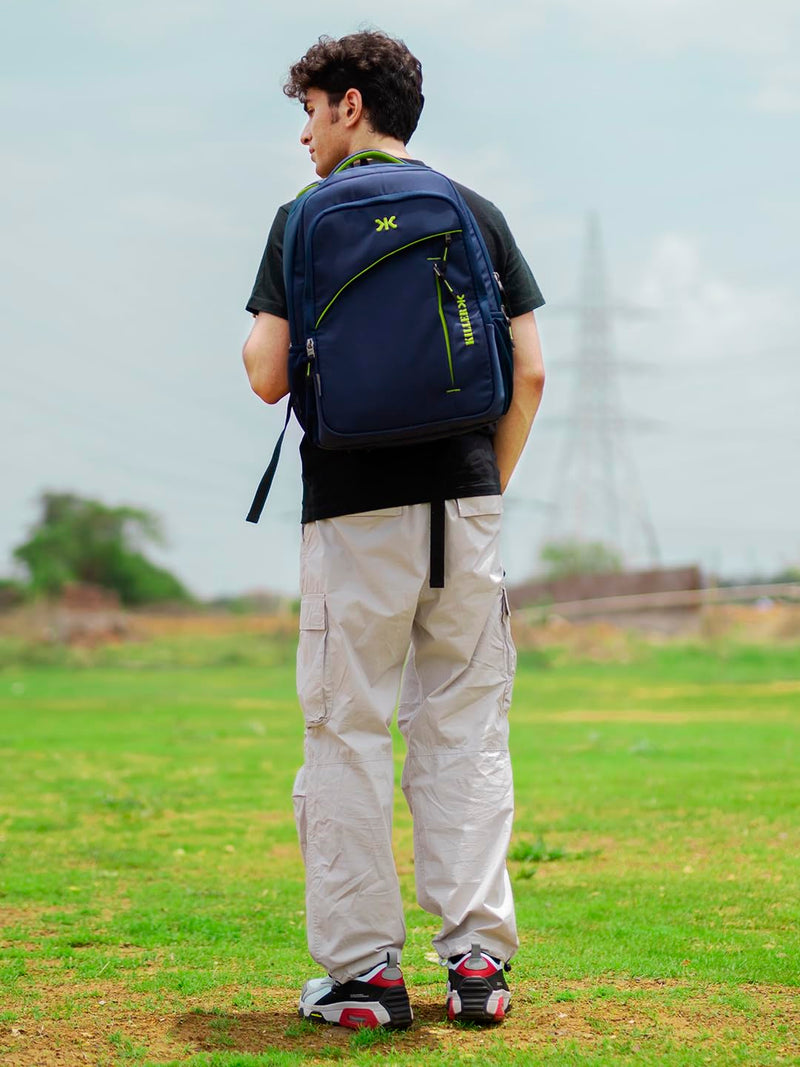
[297,592,331,727]
[500,584,517,715]
[456,495,503,521]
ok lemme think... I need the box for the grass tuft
[347,1025,395,1050]
[508,836,602,864]
[282,1020,316,1038]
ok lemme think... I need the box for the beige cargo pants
[292,496,518,983]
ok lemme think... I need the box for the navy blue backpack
[247,152,514,539]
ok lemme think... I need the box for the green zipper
[314,229,462,330]
[434,270,457,390]
[431,234,460,393]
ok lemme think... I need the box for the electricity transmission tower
[543,213,660,567]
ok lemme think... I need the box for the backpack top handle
[332,150,408,174]
[295,152,407,200]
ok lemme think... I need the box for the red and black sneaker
[446,943,511,1023]
[298,950,412,1030]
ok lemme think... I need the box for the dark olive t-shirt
[246,166,545,522]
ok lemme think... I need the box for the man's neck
[348,133,411,160]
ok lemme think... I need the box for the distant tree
[539,539,623,580]
[0,578,26,610]
[13,492,191,605]
[773,566,800,584]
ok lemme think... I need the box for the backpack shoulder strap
[294,179,320,200]
[245,398,292,524]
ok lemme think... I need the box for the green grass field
[1,632,798,1065]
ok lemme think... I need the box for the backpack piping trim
[313,229,462,330]
[295,181,320,199]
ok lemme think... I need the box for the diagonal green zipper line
[314,229,462,329]
[435,270,456,388]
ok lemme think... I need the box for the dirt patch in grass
[0,905,75,952]
[1,905,64,929]
[2,978,798,1065]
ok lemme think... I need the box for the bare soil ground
[3,974,799,1066]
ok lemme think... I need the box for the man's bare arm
[242,312,290,403]
[494,311,545,492]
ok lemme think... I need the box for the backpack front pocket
[310,233,498,447]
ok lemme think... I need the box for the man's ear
[341,88,364,127]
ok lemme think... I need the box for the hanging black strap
[246,399,292,524]
[429,498,445,588]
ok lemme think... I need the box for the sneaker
[446,943,511,1023]
[298,950,413,1030]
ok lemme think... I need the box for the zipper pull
[433,262,455,295]
[306,338,322,395]
[441,232,452,273]
[434,233,454,289]
[493,272,511,324]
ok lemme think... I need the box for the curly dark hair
[284,30,424,144]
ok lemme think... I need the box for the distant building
[509,565,704,633]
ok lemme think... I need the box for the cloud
[532,229,800,575]
[559,0,799,57]
[751,66,800,113]
[632,232,798,367]
[68,0,227,40]
[62,0,799,58]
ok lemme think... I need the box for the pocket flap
[299,592,326,631]
[456,495,503,518]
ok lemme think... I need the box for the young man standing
[243,31,545,1029]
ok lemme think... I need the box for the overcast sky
[2,1,798,596]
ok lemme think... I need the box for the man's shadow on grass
[173,1006,448,1055]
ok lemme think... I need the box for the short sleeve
[493,212,545,318]
[245,203,292,319]
[451,181,544,318]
